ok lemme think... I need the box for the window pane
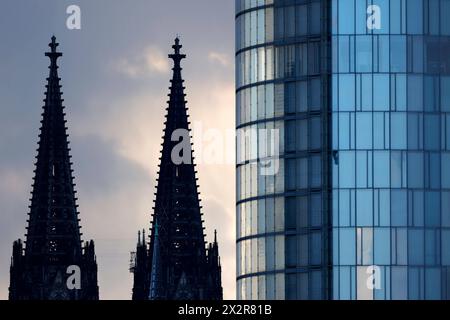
[339,74,355,111]
[374,151,390,188]
[408,152,424,188]
[356,113,372,149]
[356,36,372,72]
[339,151,356,188]
[373,74,390,110]
[357,190,373,226]
[340,228,356,265]
[391,36,406,72]
[391,190,407,226]
[443,153,450,188]
[391,113,407,149]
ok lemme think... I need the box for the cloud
[114,46,170,78]
[0,0,236,299]
[72,74,236,298]
[0,169,29,196]
[208,51,231,67]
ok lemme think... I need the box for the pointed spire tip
[46,35,62,60]
[169,35,186,63]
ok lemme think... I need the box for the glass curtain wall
[331,0,450,300]
[236,0,331,300]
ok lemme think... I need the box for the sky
[0,0,235,300]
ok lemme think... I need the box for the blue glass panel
[355,0,366,34]
[425,229,438,265]
[442,0,450,35]
[391,36,406,72]
[311,232,322,265]
[394,228,408,265]
[374,228,390,265]
[391,112,407,150]
[339,266,351,299]
[408,267,421,299]
[396,74,407,111]
[442,153,450,188]
[412,191,424,227]
[373,74,390,110]
[442,77,450,111]
[338,0,355,34]
[340,228,356,265]
[361,75,373,110]
[391,190,407,226]
[407,0,423,34]
[408,75,423,111]
[425,268,441,300]
[424,116,439,151]
[409,229,424,265]
[379,36,390,72]
[373,0,390,34]
[339,74,356,110]
[443,192,450,227]
[339,151,356,188]
[339,113,350,149]
[379,190,390,226]
[374,151,390,188]
[390,0,401,34]
[356,113,372,149]
[356,151,367,188]
[357,190,373,226]
[408,152,424,188]
[429,0,440,34]
[425,192,440,227]
[424,76,438,112]
[339,36,350,73]
[356,36,372,72]
[339,190,351,226]
[374,113,384,149]
[310,2,321,34]
[391,267,407,299]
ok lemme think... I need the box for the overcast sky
[0,0,235,299]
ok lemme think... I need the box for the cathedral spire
[131,38,222,300]
[9,36,98,300]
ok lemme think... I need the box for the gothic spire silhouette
[131,37,222,300]
[9,36,98,300]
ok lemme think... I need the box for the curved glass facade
[332,0,450,300]
[236,0,330,300]
[237,0,450,300]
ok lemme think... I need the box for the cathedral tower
[131,38,222,300]
[9,37,99,300]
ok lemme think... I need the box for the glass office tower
[236,0,450,300]
[236,0,331,299]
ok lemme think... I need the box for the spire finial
[50,36,57,53]
[138,230,141,245]
[169,36,186,65]
[214,229,217,244]
[45,35,62,62]
[174,37,181,54]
